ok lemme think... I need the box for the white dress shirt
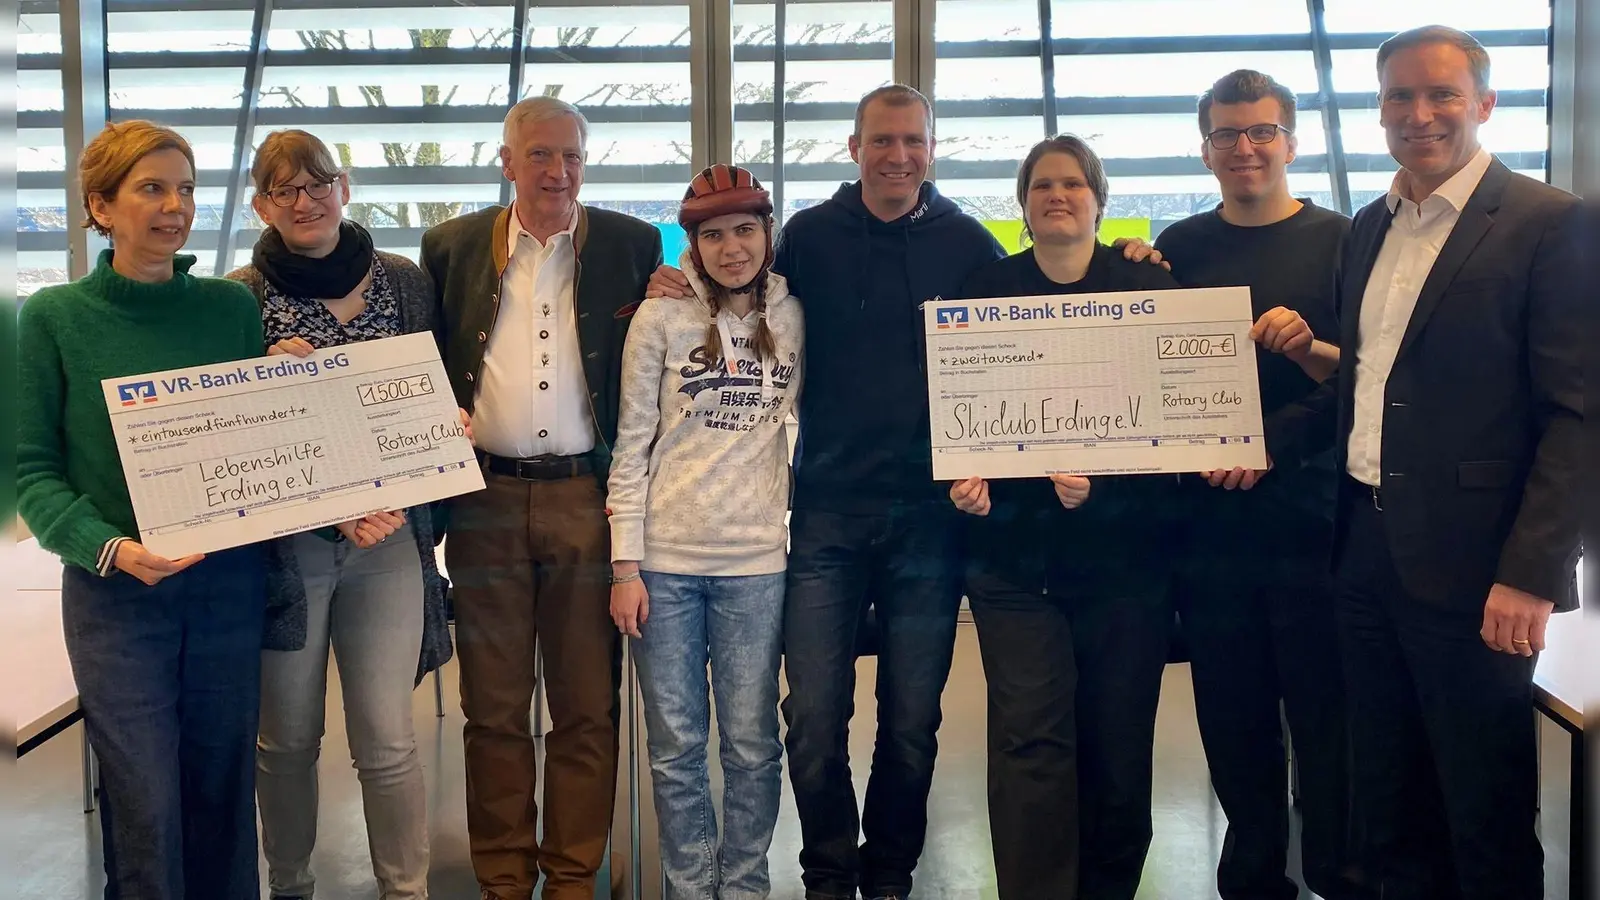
[472,204,597,459]
[1347,147,1493,486]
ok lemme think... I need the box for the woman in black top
[949,135,1181,900]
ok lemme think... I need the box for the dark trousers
[1335,488,1544,900]
[61,545,267,900]
[969,570,1170,900]
[1174,522,1353,900]
[446,472,621,900]
[780,503,964,900]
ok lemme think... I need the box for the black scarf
[253,220,375,299]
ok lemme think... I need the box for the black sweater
[957,244,1184,594]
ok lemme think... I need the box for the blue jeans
[634,571,786,900]
[61,545,268,900]
[780,503,964,900]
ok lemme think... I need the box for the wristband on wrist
[610,570,641,585]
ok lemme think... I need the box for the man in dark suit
[421,96,662,900]
[1262,25,1582,900]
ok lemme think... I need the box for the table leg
[81,731,98,814]
[624,636,642,900]
[433,667,444,718]
[533,644,546,738]
[1572,730,1586,900]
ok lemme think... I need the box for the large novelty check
[925,287,1268,480]
[103,332,484,558]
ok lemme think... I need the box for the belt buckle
[515,457,540,480]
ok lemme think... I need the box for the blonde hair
[250,129,344,194]
[78,120,196,236]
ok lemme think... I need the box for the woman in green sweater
[17,121,270,899]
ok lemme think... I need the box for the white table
[1534,600,1587,895]
[4,539,76,751]
[3,538,97,811]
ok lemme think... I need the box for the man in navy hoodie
[763,86,1001,900]
[650,85,1156,900]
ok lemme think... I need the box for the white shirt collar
[507,202,579,258]
[1385,146,1493,214]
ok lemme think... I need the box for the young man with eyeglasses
[1153,69,1361,900]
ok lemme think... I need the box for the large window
[1052,0,1331,239]
[18,0,1557,285]
[1324,0,1552,207]
[933,0,1043,251]
[18,0,67,296]
[732,0,895,227]
[251,1,518,270]
[105,0,258,272]
[523,1,696,259]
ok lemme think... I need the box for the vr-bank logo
[936,306,970,330]
[117,380,159,407]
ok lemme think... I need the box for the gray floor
[3,624,1576,899]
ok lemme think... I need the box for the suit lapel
[1341,204,1391,353]
[1394,159,1509,360]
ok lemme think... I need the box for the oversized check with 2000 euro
[925,287,1268,479]
[103,332,485,558]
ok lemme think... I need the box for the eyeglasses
[1205,124,1292,150]
[264,180,335,208]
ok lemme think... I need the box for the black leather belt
[480,451,592,481]
[1344,475,1383,511]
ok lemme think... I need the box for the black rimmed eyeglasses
[1205,124,1292,150]
[264,180,335,207]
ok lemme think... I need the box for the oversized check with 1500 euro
[103,332,485,558]
[926,287,1268,479]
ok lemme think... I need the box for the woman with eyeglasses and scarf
[227,129,461,900]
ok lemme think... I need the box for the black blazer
[1270,158,1583,612]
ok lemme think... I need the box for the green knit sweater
[18,250,265,573]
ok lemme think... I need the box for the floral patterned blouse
[261,255,402,349]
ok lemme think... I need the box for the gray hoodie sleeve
[606,298,671,562]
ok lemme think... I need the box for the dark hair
[1376,25,1492,93]
[1198,69,1297,135]
[1015,134,1109,243]
[853,84,933,139]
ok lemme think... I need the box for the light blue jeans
[257,524,428,900]
[635,570,787,900]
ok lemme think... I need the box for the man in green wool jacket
[419,95,661,900]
